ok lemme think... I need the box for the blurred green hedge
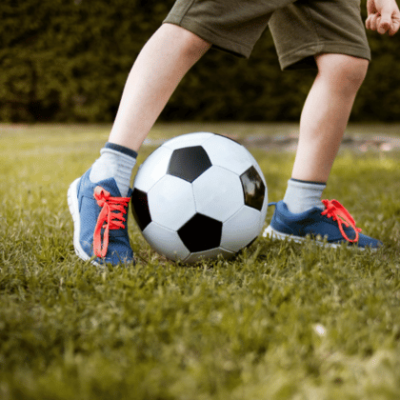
[1,0,399,122]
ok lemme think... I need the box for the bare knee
[159,23,212,60]
[315,54,369,93]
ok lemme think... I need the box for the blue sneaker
[263,199,382,250]
[67,169,134,266]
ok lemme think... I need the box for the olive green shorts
[164,0,371,70]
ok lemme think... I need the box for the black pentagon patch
[240,166,265,211]
[178,214,222,252]
[131,188,151,231]
[167,146,212,183]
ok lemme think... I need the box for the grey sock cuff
[90,145,137,196]
[288,179,326,190]
[104,142,137,159]
[100,147,137,169]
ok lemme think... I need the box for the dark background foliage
[1,0,399,122]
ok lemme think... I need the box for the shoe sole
[262,225,374,251]
[67,178,101,266]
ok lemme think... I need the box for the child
[68,0,400,265]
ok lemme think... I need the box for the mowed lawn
[1,123,400,400]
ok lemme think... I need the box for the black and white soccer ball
[131,132,268,263]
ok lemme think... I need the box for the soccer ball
[131,132,268,263]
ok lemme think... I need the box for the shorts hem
[164,15,253,58]
[279,42,372,70]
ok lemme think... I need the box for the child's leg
[266,53,380,249]
[69,24,211,266]
[284,54,368,213]
[291,53,369,183]
[109,23,211,152]
[283,54,368,214]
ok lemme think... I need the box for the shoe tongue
[96,177,122,197]
[98,178,132,198]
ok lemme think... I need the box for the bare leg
[291,54,369,183]
[108,24,211,152]
[265,54,380,248]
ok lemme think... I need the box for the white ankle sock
[89,143,137,197]
[283,178,326,214]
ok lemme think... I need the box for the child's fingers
[377,13,392,34]
[365,0,400,36]
[365,15,371,30]
[367,13,400,35]
[366,13,379,31]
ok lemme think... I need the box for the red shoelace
[321,199,362,243]
[93,186,130,258]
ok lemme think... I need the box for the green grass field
[1,123,400,400]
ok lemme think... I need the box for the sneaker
[263,199,382,250]
[68,169,134,265]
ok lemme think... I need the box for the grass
[1,123,400,400]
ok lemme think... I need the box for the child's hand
[366,0,400,35]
